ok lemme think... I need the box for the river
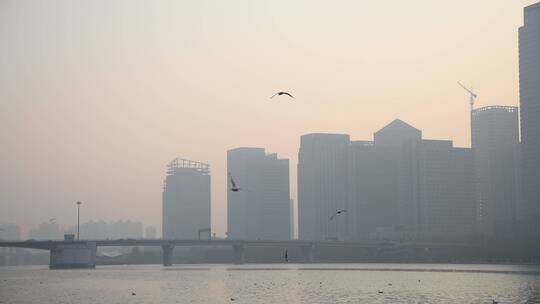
[1,264,539,303]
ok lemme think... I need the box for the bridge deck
[0,239,477,251]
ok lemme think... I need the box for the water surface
[1,264,539,303]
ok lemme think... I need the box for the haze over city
[3,1,540,303]
[0,0,537,238]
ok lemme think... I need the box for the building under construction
[162,158,211,239]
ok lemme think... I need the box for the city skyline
[2,2,540,303]
[1,1,537,237]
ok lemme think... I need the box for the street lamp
[76,201,82,240]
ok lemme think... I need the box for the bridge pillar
[301,245,314,263]
[232,244,245,264]
[162,244,174,267]
[49,242,97,269]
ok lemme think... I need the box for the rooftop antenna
[457,81,477,112]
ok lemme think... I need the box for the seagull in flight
[229,173,241,192]
[329,210,347,221]
[270,91,294,99]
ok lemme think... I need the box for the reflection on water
[1,264,539,303]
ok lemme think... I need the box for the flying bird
[229,173,241,192]
[270,91,294,99]
[329,210,347,221]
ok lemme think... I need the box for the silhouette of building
[227,148,290,240]
[299,120,476,241]
[65,220,144,239]
[29,222,64,240]
[372,119,422,238]
[471,106,520,235]
[0,224,21,241]
[298,134,350,240]
[162,158,211,239]
[519,3,540,224]
[145,225,157,239]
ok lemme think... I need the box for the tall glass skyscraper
[519,3,540,221]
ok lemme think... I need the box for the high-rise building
[162,158,211,239]
[360,120,474,238]
[471,106,520,234]
[227,148,290,240]
[300,120,476,241]
[519,3,540,222]
[373,120,422,237]
[298,134,350,240]
[405,140,475,237]
[347,140,399,239]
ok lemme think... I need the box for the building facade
[519,3,540,222]
[471,106,520,234]
[373,120,422,238]
[298,134,350,240]
[411,140,475,237]
[227,148,290,240]
[162,158,211,239]
[371,120,474,238]
[299,120,476,241]
[347,140,399,239]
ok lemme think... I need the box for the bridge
[0,239,479,269]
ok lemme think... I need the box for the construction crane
[457,81,477,112]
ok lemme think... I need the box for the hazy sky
[1,0,537,237]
